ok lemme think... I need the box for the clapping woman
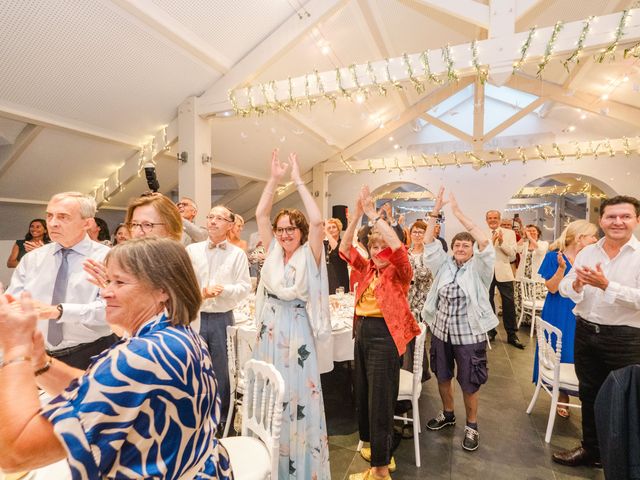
[0,238,232,479]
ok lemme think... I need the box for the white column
[178,96,212,225]
[312,163,329,219]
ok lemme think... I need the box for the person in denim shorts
[420,187,499,452]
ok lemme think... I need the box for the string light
[563,16,593,72]
[403,53,425,93]
[518,146,528,164]
[340,155,357,174]
[537,21,564,77]
[442,44,459,83]
[595,8,631,63]
[420,50,441,85]
[504,202,552,213]
[471,40,487,84]
[552,143,565,161]
[513,26,537,74]
[535,144,548,161]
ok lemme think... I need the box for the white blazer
[515,240,549,282]
[489,227,517,282]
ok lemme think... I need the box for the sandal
[556,406,570,418]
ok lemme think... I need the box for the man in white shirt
[7,192,116,369]
[553,195,640,468]
[186,205,251,422]
[177,196,208,246]
[485,210,524,349]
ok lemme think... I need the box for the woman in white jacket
[514,225,549,319]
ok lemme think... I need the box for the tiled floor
[322,326,605,480]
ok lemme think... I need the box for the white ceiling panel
[0,128,136,199]
[211,115,336,181]
[150,0,295,66]
[0,0,219,140]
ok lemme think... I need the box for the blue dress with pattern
[41,314,233,480]
[533,251,576,383]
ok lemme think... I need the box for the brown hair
[525,224,542,238]
[367,230,387,249]
[600,195,640,217]
[451,231,475,249]
[410,220,428,233]
[125,192,183,241]
[272,209,309,244]
[105,237,201,326]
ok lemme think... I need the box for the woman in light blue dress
[253,149,332,479]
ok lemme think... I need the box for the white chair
[357,323,428,467]
[517,277,547,337]
[219,359,285,480]
[223,324,258,437]
[526,316,581,443]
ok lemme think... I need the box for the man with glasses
[6,192,116,369]
[177,197,207,246]
[186,205,251,426]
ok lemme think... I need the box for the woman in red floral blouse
[340,186,420,480]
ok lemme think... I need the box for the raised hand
[557,251,567,270]
[270,148,288,181]
[289,152,301,183]
[432,186,447,214]
[360,186,377,218]
[0,292,38,354]
[84,258,108,288]
[449,192,461,214]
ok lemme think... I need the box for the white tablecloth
[232,293,355,372]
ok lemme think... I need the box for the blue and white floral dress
[41,313,233,480]
[254,240,331,479]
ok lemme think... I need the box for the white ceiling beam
[110,0,231,73]
[0,124,43,180]
[0,100,140,148]
[197,0,348,116]
[324,136,640,172]
[507,75,640,128]
[420,113,474,144]
[327,78,475,163]
[413,0,490,29]
[283,111,344,151]
[483,96,545,142]
[225,9,640,115]
[473,79,485,151]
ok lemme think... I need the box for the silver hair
[50,192,97,219]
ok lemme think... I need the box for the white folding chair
[518,278,547,337]
[219,359,285,480]
[357,323,428,467]
[223,324,258,438]
[526,316,581,443]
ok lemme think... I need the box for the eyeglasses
[126,222,165,232]
[207,214,234,223]
[274,226,299,236]
[176,202,193,208]
[411,230,426,236]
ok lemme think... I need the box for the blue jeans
[200,311,234,421]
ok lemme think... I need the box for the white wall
[0,240,16,289]
[327,153,640,244]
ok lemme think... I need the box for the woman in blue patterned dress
[253,149,332,479]
[0,237,233,479]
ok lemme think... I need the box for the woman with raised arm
[421,188,498,453]
[252,149,331,480]
[340,186,420,480]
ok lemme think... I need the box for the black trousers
[488,277,517,336]
[48,334,119,370]
[354,317,400,467]
[574,317,640,456]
